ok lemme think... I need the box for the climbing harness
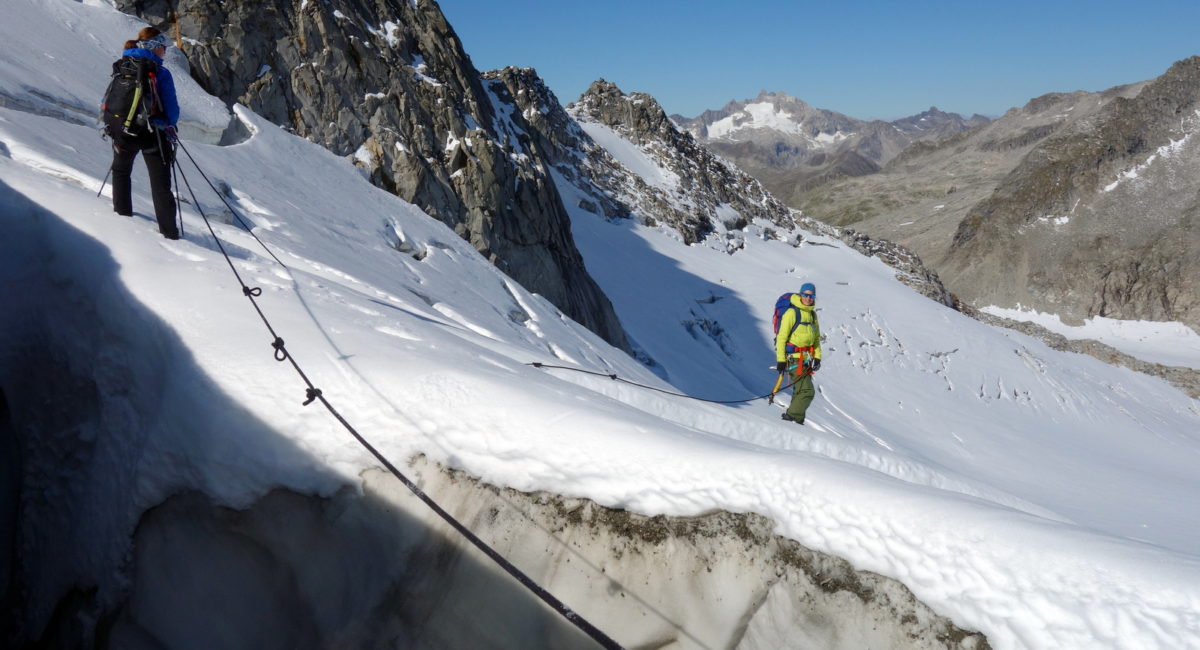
[166,140,623,650]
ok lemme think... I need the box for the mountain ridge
[799,57,1200,333]
[671,90,989,204]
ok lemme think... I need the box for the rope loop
[303,387,323,406]
[243,286,263,297]
[272,337,288,361]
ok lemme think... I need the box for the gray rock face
[116,0,628,350]
[945,56,1200,330]
[803,57,1200,333]
[673,91,989,206]
[566,80,796,245]
[818,222,957,308]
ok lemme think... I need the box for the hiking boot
[781,413,804,425]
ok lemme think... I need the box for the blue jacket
[121,47,179,126]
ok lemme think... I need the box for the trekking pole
[97,164,112,198]
[170,146,184,238]
[154,126,184,238]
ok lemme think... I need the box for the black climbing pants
[111,131,177,238]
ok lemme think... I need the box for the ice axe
[768,368,785,405]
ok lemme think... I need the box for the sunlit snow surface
[2,1,1200,649]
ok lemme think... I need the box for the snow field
[1,1,1199,648]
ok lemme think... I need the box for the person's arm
[158,67,180,126]
[812,315,822,360]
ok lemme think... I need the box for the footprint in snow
[158,237,207,262]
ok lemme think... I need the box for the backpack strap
[782,307,815,356]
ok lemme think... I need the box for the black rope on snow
[527,362,805,405]
[170,153,624,650]
[175,140,286,267]
[306,388,621,648]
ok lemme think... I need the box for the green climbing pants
[786,373,815,422]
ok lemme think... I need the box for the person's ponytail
[124,26,161,50]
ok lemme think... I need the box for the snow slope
[2,2,1200,648]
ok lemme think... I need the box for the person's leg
[110,142,137,216]
[142,139,178,239]
[786,374,815,423]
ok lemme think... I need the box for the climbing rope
[175,141,285,266]
[170,141,623,650]
[526,362,805,405]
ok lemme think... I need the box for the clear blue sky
[438,0,1200,121]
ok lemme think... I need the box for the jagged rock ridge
[116,0,629,350]
[566,79,797,245]
[557,79,956,306]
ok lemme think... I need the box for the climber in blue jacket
[102,26,181,239]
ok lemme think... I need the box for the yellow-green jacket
[774,296,821,363]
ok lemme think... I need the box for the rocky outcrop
[795,65,1198,330]
[479,69,634,226]
[799,217,957,308]
[565,80,796,245]
[673,91,988,206]
[115,0,629,350]
[944,56,1200,330]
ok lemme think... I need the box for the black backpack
[100,56,162,138]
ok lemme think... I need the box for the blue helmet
[800,282,816,297]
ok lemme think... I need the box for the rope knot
[243,286,263,297]
[271,337,288,361]
[303,387,322,406]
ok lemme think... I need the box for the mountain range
[672,91,990,205]
[793,59,1200,336]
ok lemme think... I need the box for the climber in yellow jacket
[774,283,822,425]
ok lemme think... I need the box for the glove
[811,358,822,372]
[151,120,178,142]
[775,362,787,374]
